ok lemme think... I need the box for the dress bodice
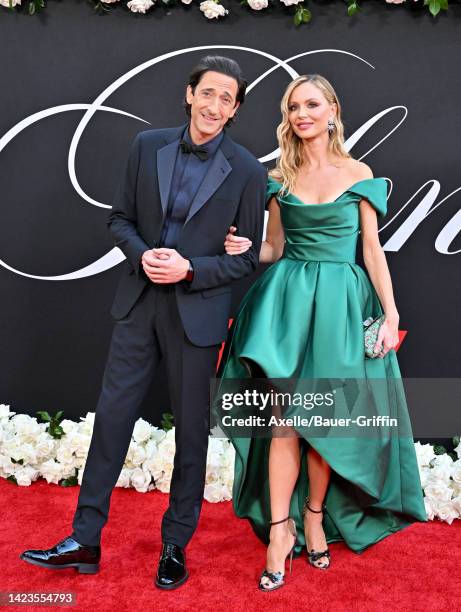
[266,176,388,263]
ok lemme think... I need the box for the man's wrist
[184,259,194,282]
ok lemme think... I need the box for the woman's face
[287,81,336,141]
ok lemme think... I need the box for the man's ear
[230,101,240,117]
[186,85,194,105]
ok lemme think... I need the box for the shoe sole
[154,571,189,590]
[19,554,99,574]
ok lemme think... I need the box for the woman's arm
[359,199,400,357]
[224,196,285,264]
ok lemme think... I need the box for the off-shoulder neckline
[268,176,386,207]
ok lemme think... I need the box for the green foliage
[424,0,449,16]
[36,410,65,439]
[60,468,79,487]
[161,412,175,431]
[294,4,311,26]
[347,1,361,16]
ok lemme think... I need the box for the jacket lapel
[184,131,235,225]
[184,148,232,224]
[156,124,187,215]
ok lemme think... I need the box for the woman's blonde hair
[270,74,351,195]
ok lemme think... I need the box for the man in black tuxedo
[20,56,267,589]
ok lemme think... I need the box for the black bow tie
[179,139,209,161]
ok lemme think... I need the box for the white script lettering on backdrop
[0,45,459,281]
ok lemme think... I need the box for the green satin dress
[216,176,427,554]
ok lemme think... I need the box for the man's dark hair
[183,55,247,128]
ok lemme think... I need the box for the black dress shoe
[20,536,100,574]
[155,543,188,590]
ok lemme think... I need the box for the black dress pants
[70,282,220,548]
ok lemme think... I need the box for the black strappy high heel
[302,498,331,570]
[259,516,297,592]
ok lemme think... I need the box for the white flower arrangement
[0,405,234,503]
[247,0,269,10]
[127,0,155,13]
[199,0,228,19]
[415,439,461,524]
[1,403,460,521]
[1,0,449,24]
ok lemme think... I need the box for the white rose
[414,441,436,467]
[200,0,228,19]
[78,413,95,436]
[0,404,15,421]
[127,0,154,12]
[205,467,220,485]
[204,482,224,502]
[40,459,66,484]
[451,482,461,498]
[56,443,75,465]
[13,415,43,443]
[14,466,40,486]
[157,429,176,463]
[144,452,166,483]
[181,0,193,4]
[0,455,16,477]
[247,0,268,9]
[35,433,56,459]
[279,0,302,6]
[432,500,459,525]
[130,467,153,492]
[10,440,37,465]
[77,463,86,485]
[221,466,234,487]
[155,465,173,493]
[66,431,90,458]
[144,439,159,460]
[60,419,78,434]
[424,497,435,520]
[385,0,405,3]
[125,442,146,468]
[133,418,153,444]
[452,494,461,514]
[451,459,461,483]
[418,466,431,488]
[116,468,132,488]
[220,482,232,500]
[0,0,21,6]
[424,482,453,503]
[150,427,166,445]
[426,464,451,486]
[433,453,453,470]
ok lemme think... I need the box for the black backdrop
[1,3,460,435]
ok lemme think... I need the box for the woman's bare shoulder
[341,158,374,181]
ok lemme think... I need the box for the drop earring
[327,117,335,134]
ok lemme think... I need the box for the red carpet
[1,477,458,612]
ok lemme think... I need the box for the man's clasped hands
[141,248,190,284]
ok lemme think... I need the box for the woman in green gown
[216,74,427,591]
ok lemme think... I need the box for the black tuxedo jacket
[107,124,267,347]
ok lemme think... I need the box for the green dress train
[216,176,427,554]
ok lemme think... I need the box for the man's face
[186,70,240,141]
